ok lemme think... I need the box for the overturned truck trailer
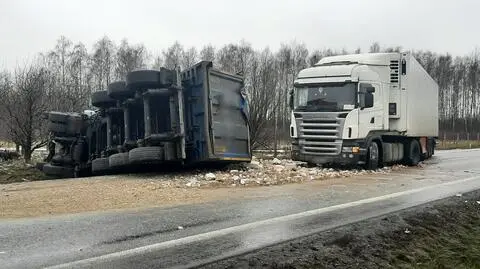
[42,61,251,178]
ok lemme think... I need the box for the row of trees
[0,36,479,161]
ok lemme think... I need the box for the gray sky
[0,0,478,68]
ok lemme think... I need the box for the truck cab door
[358,83,383,137]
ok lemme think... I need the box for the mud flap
[419,137,427,154]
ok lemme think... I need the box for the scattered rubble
[205,173,216,180]
[176,158,408,188]
[1,152,408,188]
[272,158,282,165]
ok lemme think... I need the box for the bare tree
[163,41,184,69]
[181,46,198,69]
[115,39,147,79]
[68,42,91,111]
[151,54,164,70]
[1,64,52,162]
[247,49,279,149]
[91,36,115,92]
[369,42,381,53]
[200,44,216,62]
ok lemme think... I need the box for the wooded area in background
[0,36,479,160]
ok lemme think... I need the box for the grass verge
[437,140,480,150]
[0,160,52,184]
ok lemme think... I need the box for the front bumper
[292,139,368,166]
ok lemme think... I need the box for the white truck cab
[290,52,438,169]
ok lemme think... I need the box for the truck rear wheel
[405,139,421,165]
[92,157,110,175]
[365,141,380,170]
[92,90,116,109]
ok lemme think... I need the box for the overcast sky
[0,0,478,69]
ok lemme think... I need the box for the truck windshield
[294,83,357,112]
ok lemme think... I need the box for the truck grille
[296,113,345,156]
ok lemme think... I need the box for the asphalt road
[1,149,480,269]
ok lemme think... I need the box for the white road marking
[0,251,6,254]
[45,175,480,269]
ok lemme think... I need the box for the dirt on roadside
[0,157,408,219]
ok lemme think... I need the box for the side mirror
[288,90,294,109]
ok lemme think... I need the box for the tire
[49,122,82,136]
[73,165,90,178]
[108,81,135,100]
[129,146,164,164]
[109,152,129,168]
[43,163,74,178]
[91,157,110,174]
[126,69,176,90]
[72,141,87,163]
[51,154,74,165]
[382,143,392,163]
[35,162,46,171]
[431,140,435,156]
[405,139,421,166]
[48,122,68,133]
[365,141,380,170]
[53,136,77,144]
[92,90,116,109]
[48,112,71,123]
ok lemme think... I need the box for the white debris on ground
[131,157,407,188]
[204,173,216,180]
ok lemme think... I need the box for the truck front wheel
[365,141,380,170]
[405,139,421,165]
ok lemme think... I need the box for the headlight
[342,146,360,153]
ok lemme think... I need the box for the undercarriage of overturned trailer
[42,61,251,178]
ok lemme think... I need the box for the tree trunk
[24,148,32,163]
[273,109,277,157]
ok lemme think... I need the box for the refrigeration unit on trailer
[289,52,438,169]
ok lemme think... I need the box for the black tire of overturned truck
[128,146,164,164]
[48,112,72,123]
[48,122,68,133]
[72,140,87,163]
[91,90,116,109]
[35,162,46,171]
[51,154,74,166]
[365,141,380,170]
[42,163,74,178]
[91,157,110,175]
[126,69,176,90]
[405,139,421,165]
[107,81,135,100]
[73,164,90,178]
[108,152,129,168]
[48,122,82,136]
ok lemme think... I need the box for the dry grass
[0,160,51,184]
[436,140,480,150]
[391,201,480,269]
